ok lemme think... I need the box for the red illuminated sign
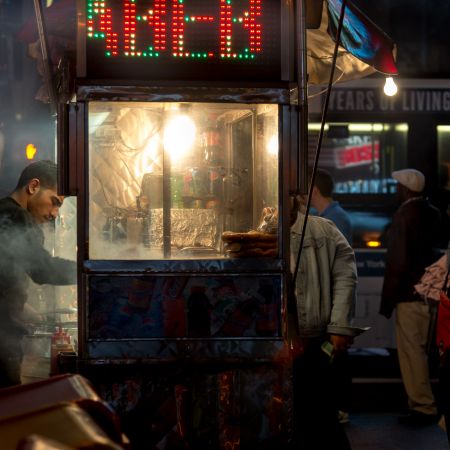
[335,142,380,169]
[84,0,281,81]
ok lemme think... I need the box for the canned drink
[170,174,184,208]
[183,169,194,196]
[191,168,207,197]
[208,168,221,196]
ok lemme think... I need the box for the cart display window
[308,122,408,194]
[88,101,279,260]
[437,125,450,191]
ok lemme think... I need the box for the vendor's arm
[20,223,77,285]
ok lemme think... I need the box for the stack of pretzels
[222,230,278,258]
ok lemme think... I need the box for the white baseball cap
[392,169,425,193]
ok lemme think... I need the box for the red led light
[147,0,167,51]
[87,0,264,60]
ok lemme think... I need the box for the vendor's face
[28,181,64,223]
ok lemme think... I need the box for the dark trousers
[0,332,23,389]
[332,349,352,413]
[293,340,351,450]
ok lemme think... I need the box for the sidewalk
[346,413,448,450]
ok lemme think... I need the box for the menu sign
[83,0,282,81]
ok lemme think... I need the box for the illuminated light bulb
[383,77,398,97]
[163,115,196,160]
[366,240,381,248]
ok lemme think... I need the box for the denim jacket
[290,213,357,338]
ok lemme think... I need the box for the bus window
[437,125,450,191]
[308,122,408,194]
[307,122,408,248]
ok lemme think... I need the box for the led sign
[84,0,282,81]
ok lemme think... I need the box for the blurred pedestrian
[380,168,441,426]
[310,168,352,245]
[0,160,76,388]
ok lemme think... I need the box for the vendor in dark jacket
[380,168,441,426]
[0,160,76,388]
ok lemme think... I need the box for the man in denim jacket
[290,203,357,450]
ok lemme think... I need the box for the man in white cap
[380,168,441,426]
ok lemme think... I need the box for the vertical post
[33,0,58,114]
[296,0,309,195]
[163,141,172,259]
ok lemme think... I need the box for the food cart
[58,0,300,447]
[45,0,397,448]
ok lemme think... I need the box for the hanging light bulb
[383,77,398,96]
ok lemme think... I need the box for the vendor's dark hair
[314,168,334,197]
[15,160,57,190]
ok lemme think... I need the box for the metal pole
[33,0,58,114]
[293,0,348,285]
[296,0,309,195]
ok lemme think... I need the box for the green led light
[233,18,237,22]
[245,48,249,52]
[245,55,249,58]
[251,54,255,59]
[203,53,207,57]
[239,54,243,58]
[106,52,111,57]
[185,16,189,21]
[149,46,153,50]
[137,16,141,20]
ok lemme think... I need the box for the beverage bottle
[50,327,74,375]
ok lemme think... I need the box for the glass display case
[88,102,279,260]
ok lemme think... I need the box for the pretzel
[221,230,277,243]
[226,247,278,258]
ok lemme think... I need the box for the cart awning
[307,0,398,84]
